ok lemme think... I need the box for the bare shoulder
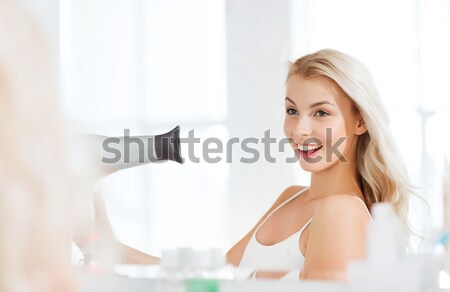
[301,195,371,281]
[274,185,307,207]
[307,194,371,245]
[313,194,371,222]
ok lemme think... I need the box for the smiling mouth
[296,144,323,158]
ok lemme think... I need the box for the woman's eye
[286,108,298,115]
[314,110,329,117]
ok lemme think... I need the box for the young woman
[91,49,413,282]
[226,49,413,281]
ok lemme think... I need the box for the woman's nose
[293,118,311,141]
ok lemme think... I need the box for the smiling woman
[284,75,361,169]
[226,49,415,281]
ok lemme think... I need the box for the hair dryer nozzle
[84,125,184,178]
[155,125,184,164]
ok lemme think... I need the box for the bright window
[60,0,227,254]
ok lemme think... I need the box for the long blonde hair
[287,49,414,236]
[0,1,95,291]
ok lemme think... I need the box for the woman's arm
[300,195,371,281]
[74,192,160,265]
[226,185,306,266]
[116,243,160,264]
[78,186,308,266]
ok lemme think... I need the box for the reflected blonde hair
[287,49,414,238]
[0,1,94,291]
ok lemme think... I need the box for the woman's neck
[307,161,363,201]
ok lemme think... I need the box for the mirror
[57,0,450,269]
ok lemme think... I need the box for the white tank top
[238,188,371,280]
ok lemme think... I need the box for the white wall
[59,0,140,128]
[21,0,59,47]
[225,0,306,245]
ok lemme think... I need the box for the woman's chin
[298,160,327,173]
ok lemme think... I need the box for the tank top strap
[254,187,309,233]
[352,196,372,219]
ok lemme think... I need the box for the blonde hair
[0,0,95,291]
[287,49,415,237]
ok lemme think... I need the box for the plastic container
[348,203,423,292]
[156,249,187,292]
[157,248,233,292]
[184,248,233,292]
[367,203,405,263]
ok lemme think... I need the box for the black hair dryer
[85,126,183,177]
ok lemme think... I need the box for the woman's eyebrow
[285,98,335,109]
[285,97,296,105]
[309,101,335,109]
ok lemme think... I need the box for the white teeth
[298,144,321,151]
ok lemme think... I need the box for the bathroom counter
[79,275,450,292]
[76,263,450,292]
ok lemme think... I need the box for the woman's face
[284,74,366,173]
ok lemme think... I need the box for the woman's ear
[355,115,368,135]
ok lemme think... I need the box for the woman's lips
[297,145,323,159]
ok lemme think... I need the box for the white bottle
[157,249,186,292]
[208,248,234,280]
[184,248,233,292]
[348,203,422,292]
[367,203,405,263]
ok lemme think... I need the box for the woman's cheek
[283,121,291,138]
[332,127,349,158]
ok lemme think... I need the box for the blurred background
[24,0,450,255]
